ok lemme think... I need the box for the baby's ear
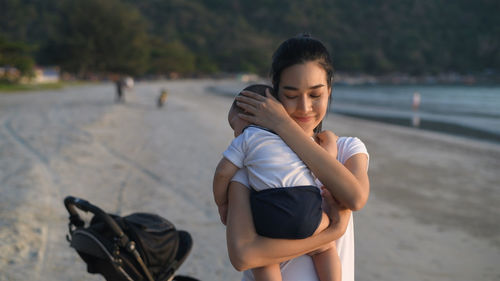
[265,88,278,100]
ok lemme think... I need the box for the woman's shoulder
[336,136,369,164]
[337,136,365,148]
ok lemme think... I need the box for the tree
[0,35,35,82]
[47,0,150,77]
[148,38,196,75]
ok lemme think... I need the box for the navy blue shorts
[250,186,323,239]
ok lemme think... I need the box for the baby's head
[228,84,273,137]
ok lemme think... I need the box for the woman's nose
[297,95,311,112]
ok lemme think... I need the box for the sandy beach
[0,79,499,281]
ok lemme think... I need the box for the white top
[224,126,317,191]
[239,136,369,281]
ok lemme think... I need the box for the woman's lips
[294,116,314,123]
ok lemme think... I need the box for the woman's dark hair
[270,33,334,134]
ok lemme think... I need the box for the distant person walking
[412,92,421,127]
[115,78,125,102]
[115,76,134,103]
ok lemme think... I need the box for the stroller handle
[64,196,129,246]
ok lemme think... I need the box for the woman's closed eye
[284,92,322,99]
[309,92,322,98]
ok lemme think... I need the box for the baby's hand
[218,203,228,225]
[316,130,338,159]
[321,187,349,226]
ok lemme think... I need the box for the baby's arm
[213,157,239,224]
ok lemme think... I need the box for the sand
[0,79,498,281]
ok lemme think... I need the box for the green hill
[1,0,498,77]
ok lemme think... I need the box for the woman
[225,34,370,281]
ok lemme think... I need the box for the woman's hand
[235,89,292,131]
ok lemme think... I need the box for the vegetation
[0,35,35,82]
[42,0,150,77]
[0,81,64,92]
[0,0,498,78]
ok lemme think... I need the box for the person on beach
[115,77,125,102]
[213,84,342,281]
[224,34,370,281]
[115,76,134,103]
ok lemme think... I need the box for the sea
[209,83,500,143]
[331,84,500,143]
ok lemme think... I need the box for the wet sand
[0,79,498,281]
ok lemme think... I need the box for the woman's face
[278,61,331,136]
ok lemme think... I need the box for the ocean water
[331,84,500,142]
[208,83,500,143]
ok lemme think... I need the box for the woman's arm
[236,91,370,210]
[277,125,369,211]
[226,182,351,271]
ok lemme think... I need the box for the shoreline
[333,72,500,86]
[206,83,500,145]
[333,111,500,144]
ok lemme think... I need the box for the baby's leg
[307,212,340,281]
[313,211,330,235]
[307,211,331,256]
[252,264,282,281]
[311,242,341,281]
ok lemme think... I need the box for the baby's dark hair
[230,84,274,114]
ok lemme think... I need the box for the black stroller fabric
[64,196,197,281]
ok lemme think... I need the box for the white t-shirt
[224,126,317,191]
[239,136,369,281]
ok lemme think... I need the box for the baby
[213,84,341,281]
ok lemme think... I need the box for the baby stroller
[64,196,198,281]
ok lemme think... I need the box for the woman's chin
[293,118,317,132]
